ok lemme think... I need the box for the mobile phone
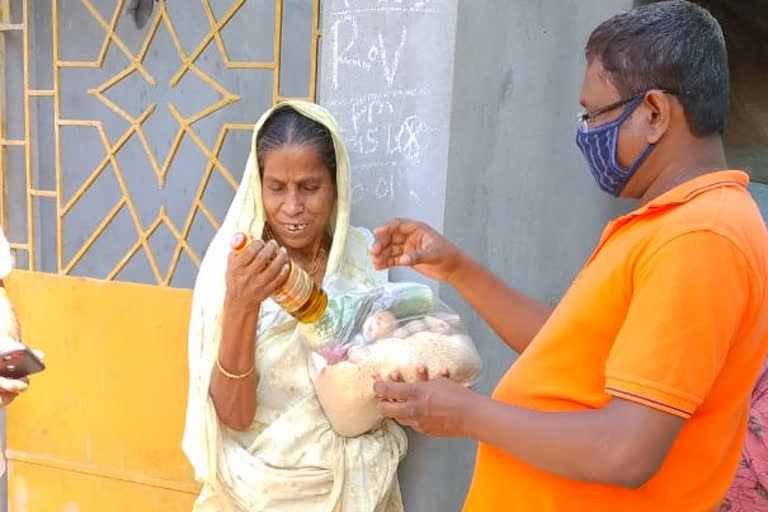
[0,346,45,379]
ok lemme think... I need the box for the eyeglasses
[578,89,674,131]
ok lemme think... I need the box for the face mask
[575,96,655,196]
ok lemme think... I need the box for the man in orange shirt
[370,1,768,510]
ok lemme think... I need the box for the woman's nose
[282,191,304,216]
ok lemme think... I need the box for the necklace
[262,223,330,277]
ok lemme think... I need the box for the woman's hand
[370,219,466,282]
[224,239,290,313]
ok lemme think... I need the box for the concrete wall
[317,0,458,254]
[319,1,634,511]
[750,183,768,221]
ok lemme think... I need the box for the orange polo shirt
[462,171,768,512]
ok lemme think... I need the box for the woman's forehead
[262,145,330,179]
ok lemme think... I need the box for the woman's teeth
[286,224,308,232]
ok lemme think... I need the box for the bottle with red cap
[230,232,328,323]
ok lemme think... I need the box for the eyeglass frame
[578,89,675,131]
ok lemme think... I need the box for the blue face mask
[575,95,655,196]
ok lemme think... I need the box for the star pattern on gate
[62,0,248,285]
[0,0,320,286]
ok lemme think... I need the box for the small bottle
[231,232,328,323]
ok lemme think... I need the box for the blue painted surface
[749,182,768,224]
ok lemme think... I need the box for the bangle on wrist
[216,358,255,380]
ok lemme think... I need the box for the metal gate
[0,1,319,509]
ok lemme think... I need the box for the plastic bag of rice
[298,280,482,437]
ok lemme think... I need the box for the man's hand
[370,219,465,282]
[0,376,27,407]
[374,369,480,437]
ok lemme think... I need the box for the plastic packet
[298,278,483,437]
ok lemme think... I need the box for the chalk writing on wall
[323,0,447,208]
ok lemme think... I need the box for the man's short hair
[586,0,729,136]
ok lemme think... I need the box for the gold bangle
[216,358,255,380]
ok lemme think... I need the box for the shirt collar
[598,170,750,245]
[642,169,749,209]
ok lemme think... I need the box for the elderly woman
[182,101,407,511]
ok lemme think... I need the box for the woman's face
[261,144,336,251]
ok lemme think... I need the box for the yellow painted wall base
[4,271,199,511]
[9,462,195,512]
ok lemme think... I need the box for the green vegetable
[387,283,435,318]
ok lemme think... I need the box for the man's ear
[644,90,673,145]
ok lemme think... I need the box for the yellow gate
[0,1,319,509]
